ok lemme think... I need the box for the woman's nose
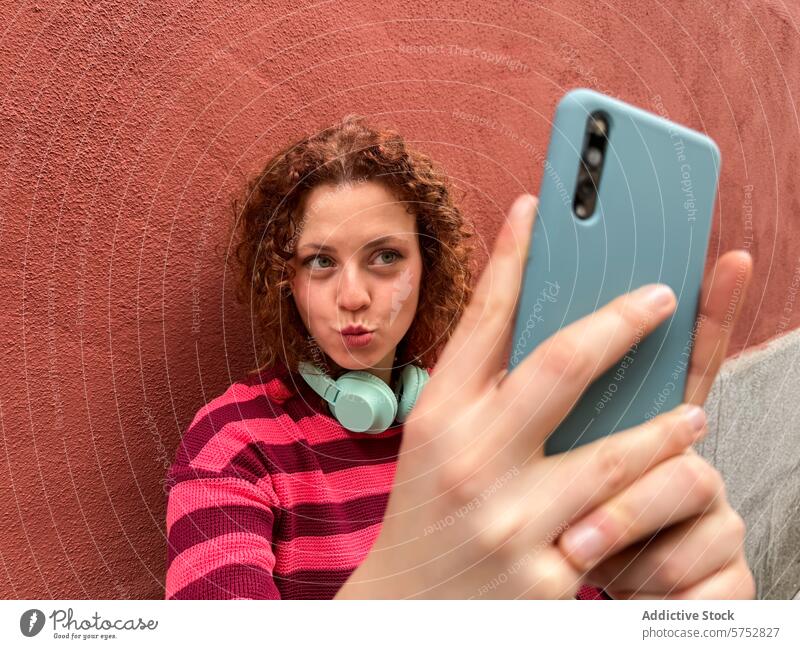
[336,262,370,311]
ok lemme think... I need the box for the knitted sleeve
[575,583,613,599]
[164,462,282,599]
[164,410,284,600]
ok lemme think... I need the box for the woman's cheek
[304,286,328,332]
[388,279,420,334]
[290,277,318,333]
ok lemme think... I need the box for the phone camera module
[573,110,610,220]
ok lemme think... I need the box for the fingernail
[561,525,607,567]
[514,194,537,224]
[684,405,706,433]
[640,284,675,311]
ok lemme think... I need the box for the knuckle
[473,508,524,557]
[471,526,496,557]
[662,407,700,451]
[469,295,509,333]
[653,556,691,591]
[534,336,589,384]
[594,443,629,493]
[484,299,508,330]
[459,303,485,335]
[640,411,681,457]
[437,458,481,503]
[404,404,432,433]
[706,465,726,502]
[681,455,725,508]
[523,557,572,599]
[405,405,445,440]
[726,509,748,545]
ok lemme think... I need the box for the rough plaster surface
[2,1,800,598]
[697,327,800,600]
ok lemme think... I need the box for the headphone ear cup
[395,365,430,423]
[330,371,398,433]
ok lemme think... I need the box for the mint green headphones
[297,360,430,433]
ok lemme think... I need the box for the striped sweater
[164,362,610,600]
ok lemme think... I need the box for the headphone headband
[297,361,341,404]
[297,360,429,433]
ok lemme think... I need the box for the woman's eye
[304,255,333,269]
[303,249,402,270]
[373,249,401,265]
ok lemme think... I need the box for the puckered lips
[339,324,374,348]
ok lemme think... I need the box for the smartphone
[507,88,721,456]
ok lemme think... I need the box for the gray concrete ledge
[697,329,800,600]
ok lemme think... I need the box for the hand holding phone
[338,195,748,599]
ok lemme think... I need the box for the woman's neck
[327,348,400,389]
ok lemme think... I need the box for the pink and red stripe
[165,363,610,600]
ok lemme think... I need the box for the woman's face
[288,180,423,378]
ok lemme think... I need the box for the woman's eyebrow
[298,235,407,252]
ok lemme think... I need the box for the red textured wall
[2,0,799,598]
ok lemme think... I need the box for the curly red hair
[231,114,477,378]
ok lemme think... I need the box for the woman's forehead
[297,181,417,246]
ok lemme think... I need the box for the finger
[557,452,726,573]
[500,281,678,449]
[606,556,755,599]
[475,403,708,550]
[513,546,584,600]
[684,250,753,404]
[493,368,509,388]
[586,505,745,594]
[432,194,538,396]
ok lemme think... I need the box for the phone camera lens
[590,117,608,135]
[577,180,595,199]
[585,147,603,167]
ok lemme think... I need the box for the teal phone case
[507,88,721,456]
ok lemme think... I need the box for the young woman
[164,115,756,600]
